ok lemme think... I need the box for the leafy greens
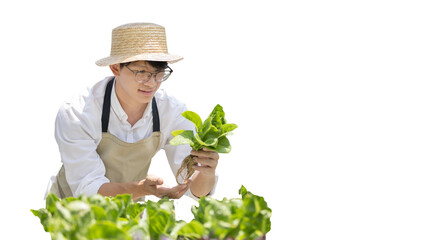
[170,104,237,183]
[170,104,237,153]
[32,186,271,240]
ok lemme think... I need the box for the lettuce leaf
[170,104,237,152]
[182,111,202,130]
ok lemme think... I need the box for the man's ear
[109,64,121,77]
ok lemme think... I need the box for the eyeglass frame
[124,64,173,83]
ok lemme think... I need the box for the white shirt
[55,76,216,198]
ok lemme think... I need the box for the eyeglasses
[125,64,173,83]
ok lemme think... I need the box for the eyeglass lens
[136,70,170,82]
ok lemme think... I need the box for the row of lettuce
[31,186,271,240]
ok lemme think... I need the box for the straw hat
[95,23,183,66]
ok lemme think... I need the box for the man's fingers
[157,182,191,199]
[175,187,189,198]
[192,165,213,175]
[191,149,219,160]
[171,183,189,193]
[146,176,164,185]
[193,157,217,168]
[173,182,191,198]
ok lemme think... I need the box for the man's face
[115,60,163,105]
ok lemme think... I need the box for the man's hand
[189,147,219,198]
[140,175,191,199]
[191,147,219,177]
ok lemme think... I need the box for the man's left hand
[191,147,219,177]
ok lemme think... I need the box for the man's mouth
[138,89,153,96]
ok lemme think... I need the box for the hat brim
[95,53,183,66]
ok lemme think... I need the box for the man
[49,23,218,200]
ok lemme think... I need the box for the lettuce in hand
[170,104,237,183]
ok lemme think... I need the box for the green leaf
[239,185,248,197]
[91,205,107,220]
[55,202,72,222]
[178,220,207,239]
[171,129,185,137]
[87,221,131,240]
[221,123,238,135]
[199,115,213,137]
[194,132,218,147]
[125,202,146,220]
[202,125,222,141]
[30,209,40,218]
[65,201,90,216]
[111,194,133,219]
[210,104,226,128]
[168,220,185,238]
[214,136,231,153]
[128,221,150,240]
[182,111,202,130]
[106,207,119,222]
[31,208,51,232]
[204,137,218,146]
[170,130,195,147]
[146,199,177,239]
[45,193,60,214]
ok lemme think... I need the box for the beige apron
[50,78,161,200]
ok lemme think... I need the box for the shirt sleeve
[55,101,110,197]
[163,105,218,200]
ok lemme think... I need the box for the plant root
[176,155,195,184]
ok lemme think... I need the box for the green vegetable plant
[31,186,272,240]
[31,194,183,240]
[31,194,148,240]
[170,104,237,184]
[188,185,272,240]
[145,198,187,240]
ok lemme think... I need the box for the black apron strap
[101,78,160,133]
[101,78,114,132]
[152,97,160,132]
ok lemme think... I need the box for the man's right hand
[140,175,191,199]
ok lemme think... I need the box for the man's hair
[120,61,168,71]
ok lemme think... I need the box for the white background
[1,0,426,239]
